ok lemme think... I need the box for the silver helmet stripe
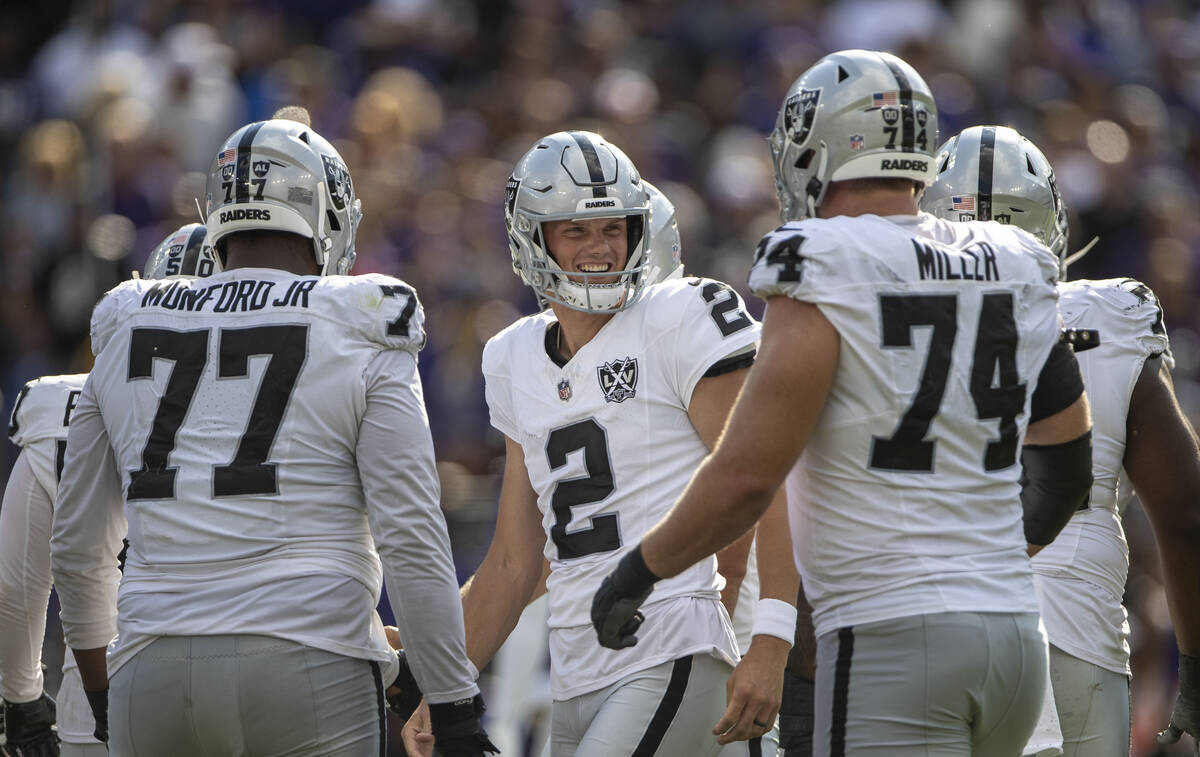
[879,53,915,151]
[567,131,608,198]
[234,122,266,204]
[977,125,996,221]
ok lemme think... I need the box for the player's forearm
[460,549,543,671]
[641,453,776,579]
[755,489,799,603]
[1145,501,1200,655]
[716,529,755,616]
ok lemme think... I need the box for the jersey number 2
[546,419,621,559]
[126,325,308,500]
[869,293,1026,473]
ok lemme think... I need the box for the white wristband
[751,598,798,645]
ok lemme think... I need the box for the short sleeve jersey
[84,269,426,664]
[8,374,87,494]
[750,212,1062,637]
[1032,277,1172,674]
[483,277,757,696]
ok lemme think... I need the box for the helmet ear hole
[797,149,816,170]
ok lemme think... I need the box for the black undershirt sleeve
[703,349,756,378]
[1030,340,1085,422]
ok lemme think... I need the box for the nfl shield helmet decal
[597,357,638,403]
[783,88,821,146]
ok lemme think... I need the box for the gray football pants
[108,635,385,757]
[1048,644,1130,757]
[813,612,1047,757]
[550,654,735,757]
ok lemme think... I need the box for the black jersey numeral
[546,419,621,559]
[700,281,753,337]
[213,326,308,496]
[869,293,1027,473]
[127,328,210,500]
[126,325,308,500]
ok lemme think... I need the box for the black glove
[778,671,814,757]
[83,688,108,745]
[428,694,499,757]
[1158,652,1200,752]
[385,649,423,722]
[3,692,60,757]
[591,545,659,649]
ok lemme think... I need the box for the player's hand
[714,635,788,745]
[401,699,434,757]
[428,694,499,757]
[591,546,659,649]
[1157,652,1200,754]
[83,688,108,745]
[3,693,61,757]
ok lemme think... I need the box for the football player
[922,124,1200,755]
[1,225,217,757]
[593,49,1096,757]
[402,132,795,757]
[48,119,494,757]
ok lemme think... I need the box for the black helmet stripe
[181,224,206,275]
[234,122,267,204]
[879,54,914,151]
[977,126,996,221]
[568,131,608,198]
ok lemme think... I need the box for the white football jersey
[52,269,477,703]
[1032,277,1172,675]
[483,276,757,698]
[750,212,1061,638]
[4,374,97,744]
[7,374,86,494]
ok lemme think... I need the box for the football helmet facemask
[643,180,684,283]
[921,125,1069,272]
[142,223,220,279]
[204,119,362,276]
[769,49,938,222]
[505,131,652,313]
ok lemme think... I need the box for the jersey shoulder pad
[1060,277,1171,360]
[8,373,87,447]
[90,279,147,355]
[1002,224,1061,288]
[748,219,845,300]
[482,310,550,379]
[314,274,428,354]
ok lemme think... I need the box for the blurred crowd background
[2,0,1199,754]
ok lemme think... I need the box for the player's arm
[0,450,55,703]
[715,484,799,743]
[1121,357,1200,745]
[1021,341,1093,554]
[459,434,549,671]
[49,376,125,743]
[0,449,64,754]
[644,296,836,578]
[592,296,837,651]
[687,365,758,615]
[358,349,479,704]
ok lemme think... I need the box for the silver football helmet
[143,223,220,279]
[769,49,938,222]
[505,131,652,312]
[204,119,362,276]
[643,180,683,283]
[921,125,1069,271]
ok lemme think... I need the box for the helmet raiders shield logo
[252,160,270,178]
[597,357,638,403]
[221,163,236,181]
[322,154,352,211]
[505,177,520,220]
[783,88,821,146]
[882,107,900,125]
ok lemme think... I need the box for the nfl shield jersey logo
[557,378,572,401]
[597,357,638,403]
